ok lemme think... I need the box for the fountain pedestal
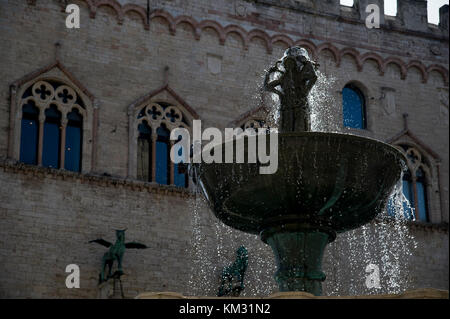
[262,225,335,295]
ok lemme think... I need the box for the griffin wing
[125,242,147,249]
[89,239,112,247]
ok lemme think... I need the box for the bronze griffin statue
[264,46,319,133]
[218,246,248,297]
[89,229,147,283]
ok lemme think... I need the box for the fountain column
[263,47,330,295]
[261,224,335,296]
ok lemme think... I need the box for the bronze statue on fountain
[264,46,319,133]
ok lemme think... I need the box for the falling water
[306,70,418,295]
[187,186,277,297]
[309,71,340,132]
[323,175,417,296]
[186,192,216,295]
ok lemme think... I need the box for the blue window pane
[20,102,39,165]
[20,118,39,164]
[156,124,170,185]
[138,122,152,135]
[42,106,61,168]
[174,146,187,188]
[137,121,152,182]
[157,125,170,138]
[416,181,428,222]
[156,141,168,185]
[343,86,365,129]
[42,122,60,168]
[65,125,82,172]
[67,109,82,122]
[402,179,415,220]
[65,110,82,172]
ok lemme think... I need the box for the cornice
[0,159,195,199]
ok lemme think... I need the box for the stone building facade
[0,0,448,298]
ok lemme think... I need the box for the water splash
[324,178,417,296]
[187,193,216,295]
[186,189,277,297]
[309,70,340,132]
[257,69,339,132]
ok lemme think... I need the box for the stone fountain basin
[197,132,406,237]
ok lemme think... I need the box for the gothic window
[134,102,190,188]
[17,80,88,172]
[342,84,366,129]
[389,145,430,222]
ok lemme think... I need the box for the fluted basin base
[262,225,335,296]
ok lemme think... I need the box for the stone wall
[0,0,448,298]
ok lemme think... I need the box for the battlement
[247,0,449,34]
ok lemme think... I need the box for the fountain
[194,47,406,296]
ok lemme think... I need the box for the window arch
[133,101,191,188]
[389,145,430,222]
[342,83,366,129]
[17,80,88,172]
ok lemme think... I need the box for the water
[187,179,417,296]
[309,71,341,132]
[252,68,340,133]
[324,179,417,296]
[186,191,277,296]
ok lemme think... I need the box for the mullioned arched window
[18,80,88,172]
[9,62,97,174]
[132,101,191,188]
[127,84,199,188]
[388,145,431,222]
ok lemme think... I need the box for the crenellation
[339,1,360,20]
[440,5,449,31]
[397,0,429,33]
[316,0,341,15]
